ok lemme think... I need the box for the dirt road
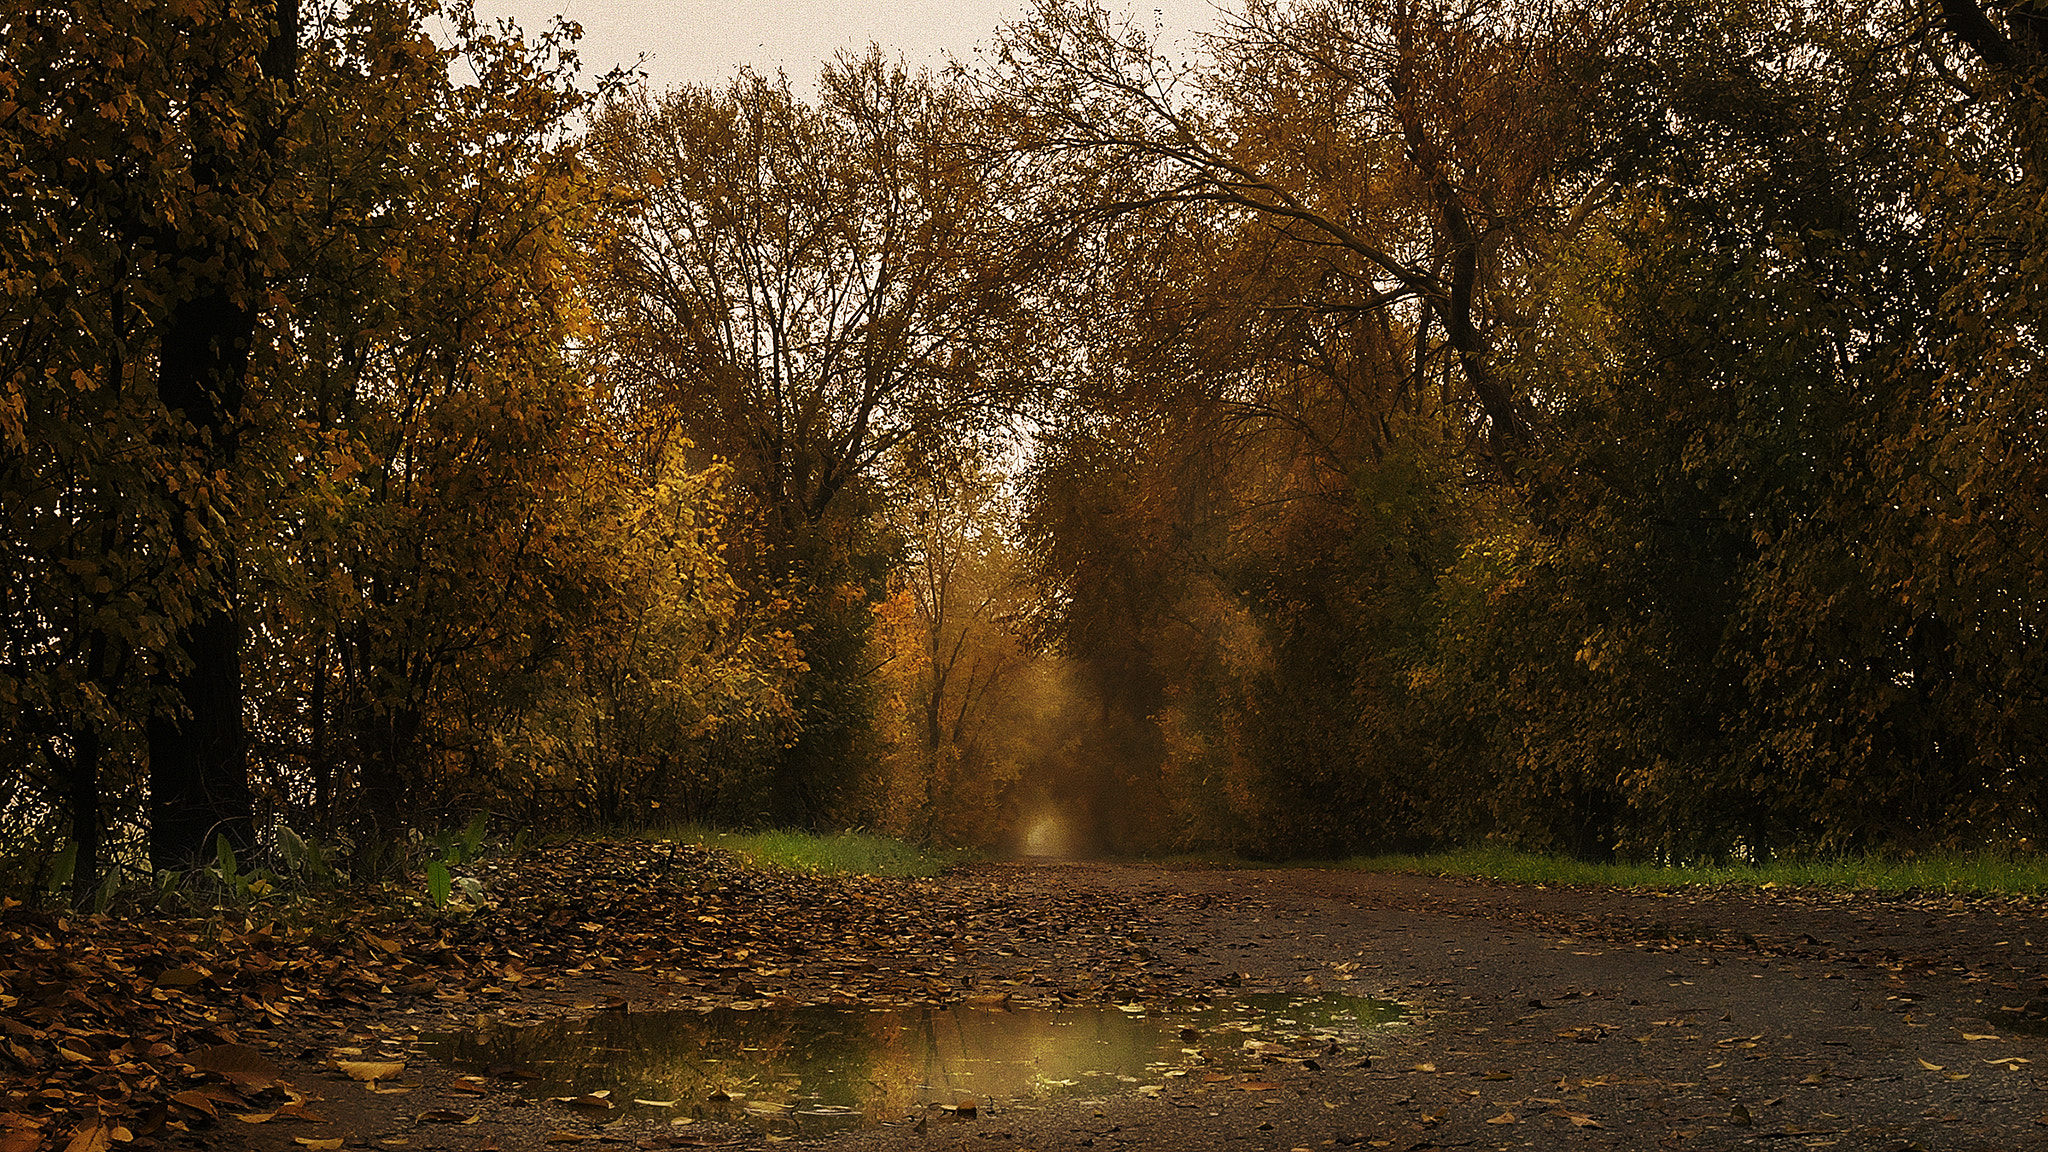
[191,857,2048,1152]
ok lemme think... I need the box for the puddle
[424,993,1402,1136]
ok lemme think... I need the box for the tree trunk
[145,0,295,869]
[148,606,254,867]
[64,723,103,908]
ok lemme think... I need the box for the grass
[1336,845,2048,897]
[674,827,974,878]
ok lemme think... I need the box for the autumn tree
[3,0,796,888]
[984,0,1634,474]
[585,51,1038,825]
[863,448,1036,843]
[256,1,626,845]
[987,0,1614,852]
[1395,0,2048,859]
[516,433,800,828]
[1000,0,2048,859]
[0,0,307,884]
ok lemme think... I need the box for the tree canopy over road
[5,0,2048,890]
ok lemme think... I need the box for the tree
[999,0,2048,860]
[866,448,1032,842]
[1,0,667,885]
[984,0,1631,473]
[143,0,301,869]
[522,432,800,827]
[256,0,630,844]
[1412,0,2048,860]
[0,0,304,885]
[585,51,1035,824]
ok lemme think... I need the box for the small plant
[420,813,498,911]
[45,841,75,899]
[431,812,490,868]
[274,825,345,887]
[207,835,276,904]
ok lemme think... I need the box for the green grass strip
[1336,845,2048,897]
[670,827,973,878]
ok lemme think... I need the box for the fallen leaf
[1962,1033,1999,1041]
[544,1134,588,1145]
[1918,1058,1945,1071]
[61,1125,110,1152]
[168,1090,220,1118]
[190,1043,282,1089]
[294,1140,345,1151]
[336,1060,406,1081]
[1554,1111,1604,1129]
[1486,1111,1518,1124]
[234,1113,277,1125]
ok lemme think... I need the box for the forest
[4,0,2046,901]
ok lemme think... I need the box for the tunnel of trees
[4,0,2047,899]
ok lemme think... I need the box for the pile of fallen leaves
[0,882,487,1152]
[452,839,1193,1010]
[0,841,1189,1152]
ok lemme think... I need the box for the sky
[462,0,1230,94]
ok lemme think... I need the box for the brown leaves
[0,1114,46,1152]
[0,839,1214,1152]
[0,899,443,1149]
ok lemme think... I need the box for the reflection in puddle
[425,993,1402,1136]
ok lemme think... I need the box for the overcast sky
[462,0,1230,94]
